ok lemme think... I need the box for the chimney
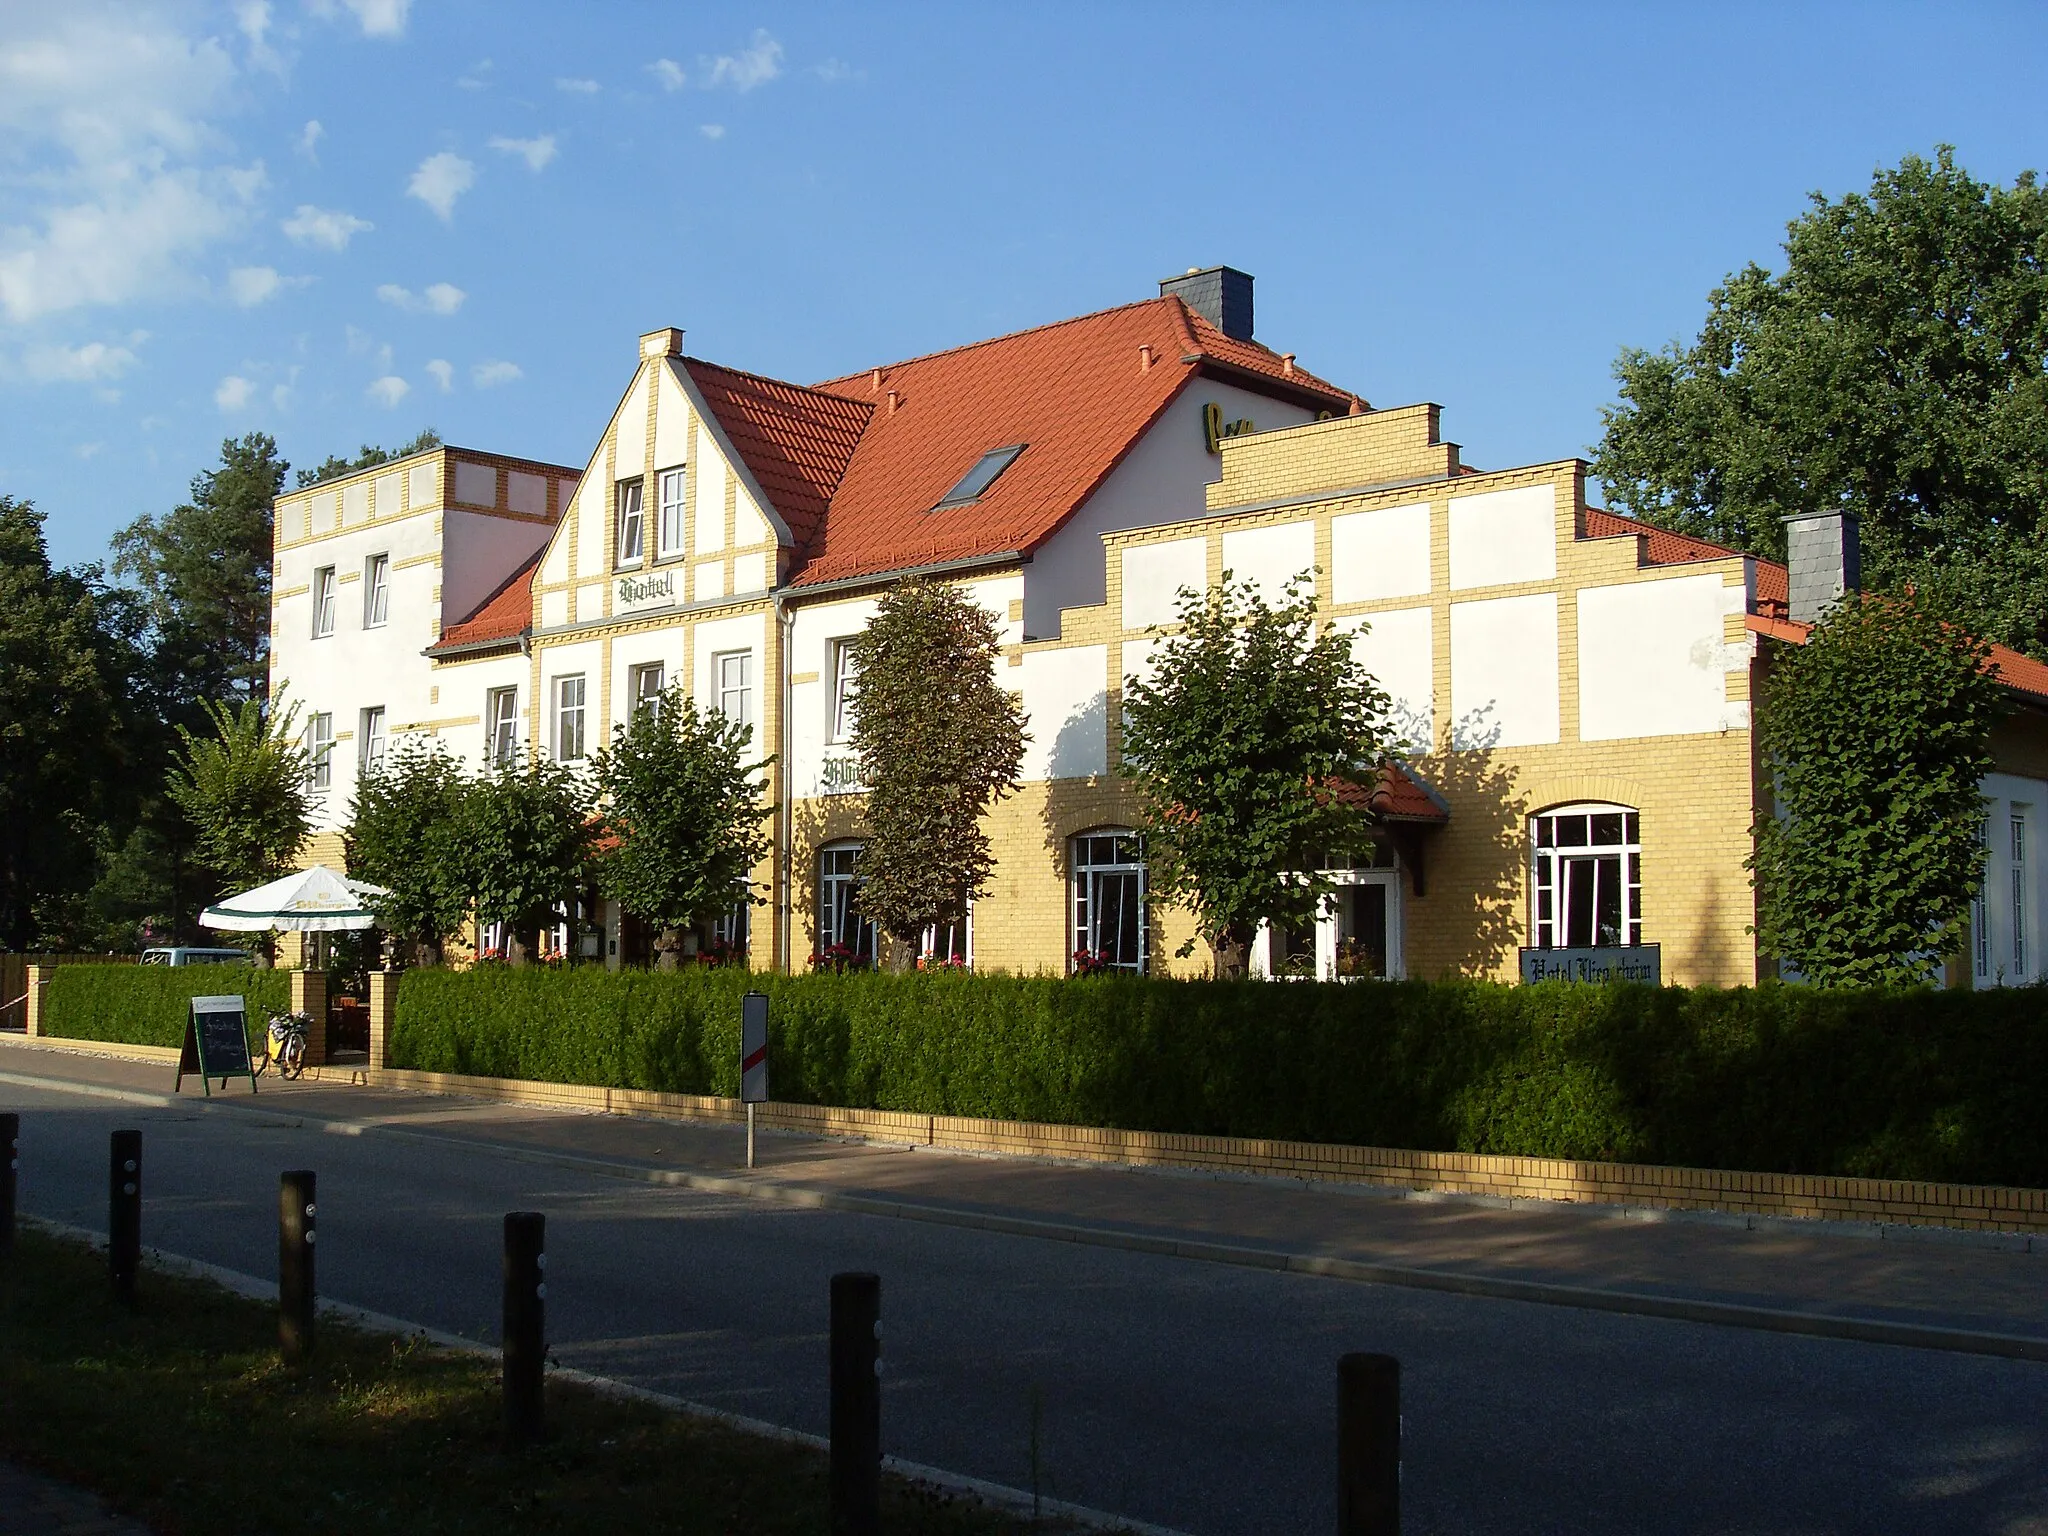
[1158,265,1255,341]
[639,327,684,360]
[1782,511,1861,623]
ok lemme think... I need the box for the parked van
[140,947,252,967]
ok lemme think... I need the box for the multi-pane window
[306,713,334,790]
[1071,829,1147,974]
[709,885,750,960]
[312,566,337,638]
[2012,811,2029,980]
[554,675,587,762]
[630,662,665,719]
[1531,804,1642,948]
[363,553,391,628]
[657,468,687,560]
[487,687,519,767]
[1974,815,1992,982]
[360,707,387,774]
[818,843,876,964]
[830,639,860,741]
[921,909,971,968]
[616,479,645,566]
[715,650,753,734]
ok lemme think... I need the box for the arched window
[1071,828,1147,973]
[817,841,876,965]
[1530,803,1642,948]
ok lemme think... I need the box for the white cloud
[367,374,410,407]
[215,374,254,411]
[457,58,493,90]
[74,441,104,459]
[471,359,521,387]
[648,58,685,91]
[699,124,725,140]
[228,265,282,306]
[406,151,476,222]
[376,281,466,315]
[236,1,285,76]
[271,363,300,411]
[297,119,324,161]
[425,357,452,392]
[701,30,782,91]
[811,59,859,83]
[23,340,140,382]
[282,204,372,251]
[488,134,556,172]
[310,0,410,38]
[555,76,600,94]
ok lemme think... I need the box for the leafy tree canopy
[1593,148,2048,655]
[1750,590,2004,987]
[165,695,312,899]
[294,428,442,489]
[591,685,773,963]
[847,578,1028,959]
[347,741,473,965]
[456,758,593,961]
[1120,573,1397,978]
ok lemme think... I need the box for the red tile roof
[1747,612,2048,707]
[682,358,870,553]
[1580,507,1791,617]
[1331,763,1451,825]
[432,551,540,652]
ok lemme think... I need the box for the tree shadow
[1407,705,1529,978]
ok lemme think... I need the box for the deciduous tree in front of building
[591,685,773,968]
[1750,590,2004,986]
[848,578,1028,969]
[347,741,473,967]
[1120,574,1396,980]
[455,758,594,966]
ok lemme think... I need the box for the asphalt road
[8,1082,2048,1536]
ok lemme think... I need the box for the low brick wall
[365,1066,2048,1237]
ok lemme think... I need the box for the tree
[0,498,132,949]
[1120,574,1397,979]
[1750,590,2004,987]
[165,696,313,946]
[347,741,473,967]
[591,686,774,967]
[113,432,287,714]
[455,758,593,965]
[846,578,1027,966]
[295,427,441,489]
[1593,148,2048,655]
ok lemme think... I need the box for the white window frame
[363,552,391,629]
[1070,828,1147,974]
[359,706,387,775]
[829,638,860,743]
[714,649,753,734]
[487,687,519,767]
[818,841,876,964]
[630,662,666,720]
[554,675,587,762]
[1530,802,1643,949]
[311,566,337,638]
[306,712,334,790]
[616,478,645,567]
[919,905,973,969]
[1250,846,1403,982]
[2012,808,2030,981]
[657,467,687,561]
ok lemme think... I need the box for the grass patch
[0,1227,1073,1534]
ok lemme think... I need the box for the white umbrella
[200,865,390,933]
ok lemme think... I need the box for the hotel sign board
[1519,945,1661,986]
[616,568,678,615]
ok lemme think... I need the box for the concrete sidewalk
[7,1034,2048,1344]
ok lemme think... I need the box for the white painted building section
[1448,484,1556,590]
[1121,538,1206,630]
[1577,574,1733,741]
[1450,593,1559,749]
[1017,645,1109,782]
[1331,501,1432,603]
[1338,607,1433,750]
[1220,520,1315,607]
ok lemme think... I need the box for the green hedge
[392,967,2048,1187]
[43,966,290,1051]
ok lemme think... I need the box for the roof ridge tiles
[812,295,1196,392]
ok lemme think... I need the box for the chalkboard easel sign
[177,994,258,1096]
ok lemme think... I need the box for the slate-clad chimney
[1159,266,1255,341]
[1783,511,1861,623]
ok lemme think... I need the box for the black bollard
[279,1170,316,1365]
[109,1129,141,1305]
[829,1270,881,1536]
[0,1112,16,1260]
[503,1211,545,1447]
[1338,1352,1400,1536]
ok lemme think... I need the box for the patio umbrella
[199,865,389,933]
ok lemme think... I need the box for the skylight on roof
[934,444,1026,509]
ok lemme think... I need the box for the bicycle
[255,1010,312,1080]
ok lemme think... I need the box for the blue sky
[5,1,2045,570]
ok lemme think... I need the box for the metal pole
[1338,1352,1400,1536]
[829,1270,882,1536]
[0,1112,16,1260]
[746,1101,756,1170]
[503,1211,546,1447]
[109,1129,141,1305]
[279,1170,316,1365]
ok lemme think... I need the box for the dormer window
[934,444,1025,509]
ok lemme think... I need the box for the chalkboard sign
[176,994,258,1096]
